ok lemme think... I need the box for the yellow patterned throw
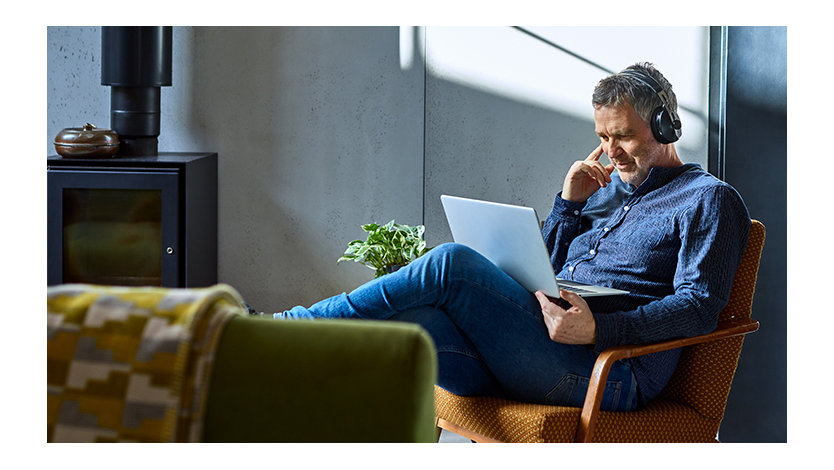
[47,283,245,442]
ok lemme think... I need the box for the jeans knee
[424,242,486,279]
[429,242,479,262]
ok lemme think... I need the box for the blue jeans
[282,243,639,411]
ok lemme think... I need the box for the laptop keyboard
[556,279,598,295]
[559,284,596,295]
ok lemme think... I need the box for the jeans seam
[544,373,629,410]
[400,277,529,322]
[608,381,622,410]
[435,346,480,359]
[545,374,576,404]
[447,275,539,321]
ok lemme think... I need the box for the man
[279,62,750,411]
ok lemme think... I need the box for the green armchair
[47,283,437,443]
[203,315,437,442]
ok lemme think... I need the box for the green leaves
[338,220,430,278]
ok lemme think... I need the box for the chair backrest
[658,220,765,420]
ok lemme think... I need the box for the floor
[438,429,472,443]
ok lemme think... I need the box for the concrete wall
[423,27,709,245]
[48,27,425,311]
[719,26,787,443]
[47,27,708,312]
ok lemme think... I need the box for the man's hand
[535,289,597,345]
[561,144,615,203]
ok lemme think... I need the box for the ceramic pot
[54,123,119,158]
[385,264,406,274]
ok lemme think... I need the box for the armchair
[434,219,765,442]
[47,283,437,442]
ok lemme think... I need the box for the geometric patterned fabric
[434,220,765,442]
[47,283,245,442]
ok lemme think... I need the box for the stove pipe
[101,26,172,156]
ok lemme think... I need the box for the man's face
[594,102,666,187]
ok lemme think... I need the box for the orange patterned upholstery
[435,220,765,443]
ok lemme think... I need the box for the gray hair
[592,62,679,127]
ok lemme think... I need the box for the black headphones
[620,70,682,144]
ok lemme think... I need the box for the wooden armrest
[574,319,759,442]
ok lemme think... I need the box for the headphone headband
[619,70,670,109]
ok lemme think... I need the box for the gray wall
[718,26,787,443]
[422,27,710,245]
[48,27,425,310]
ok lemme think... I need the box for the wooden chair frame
[436,318,758,443]
[573,318,758,442]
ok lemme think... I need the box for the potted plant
[338,220,430,278]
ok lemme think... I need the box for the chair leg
[436,417,502,443]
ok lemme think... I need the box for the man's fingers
[586,144,604,162]
[562,146,609,202]
[534,291,551,309]
[535,291,565,313]
[604,163,615,175]
[559,288,588,309]
[582,161,611,187]
[591,161,612,184]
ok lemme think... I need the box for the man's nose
[606,139,622,158]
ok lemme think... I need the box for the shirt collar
[631,163,701,195]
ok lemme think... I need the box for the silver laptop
[440,195,628,299]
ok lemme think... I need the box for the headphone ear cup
[651,106,680,144]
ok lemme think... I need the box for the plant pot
[385,264,406,274]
